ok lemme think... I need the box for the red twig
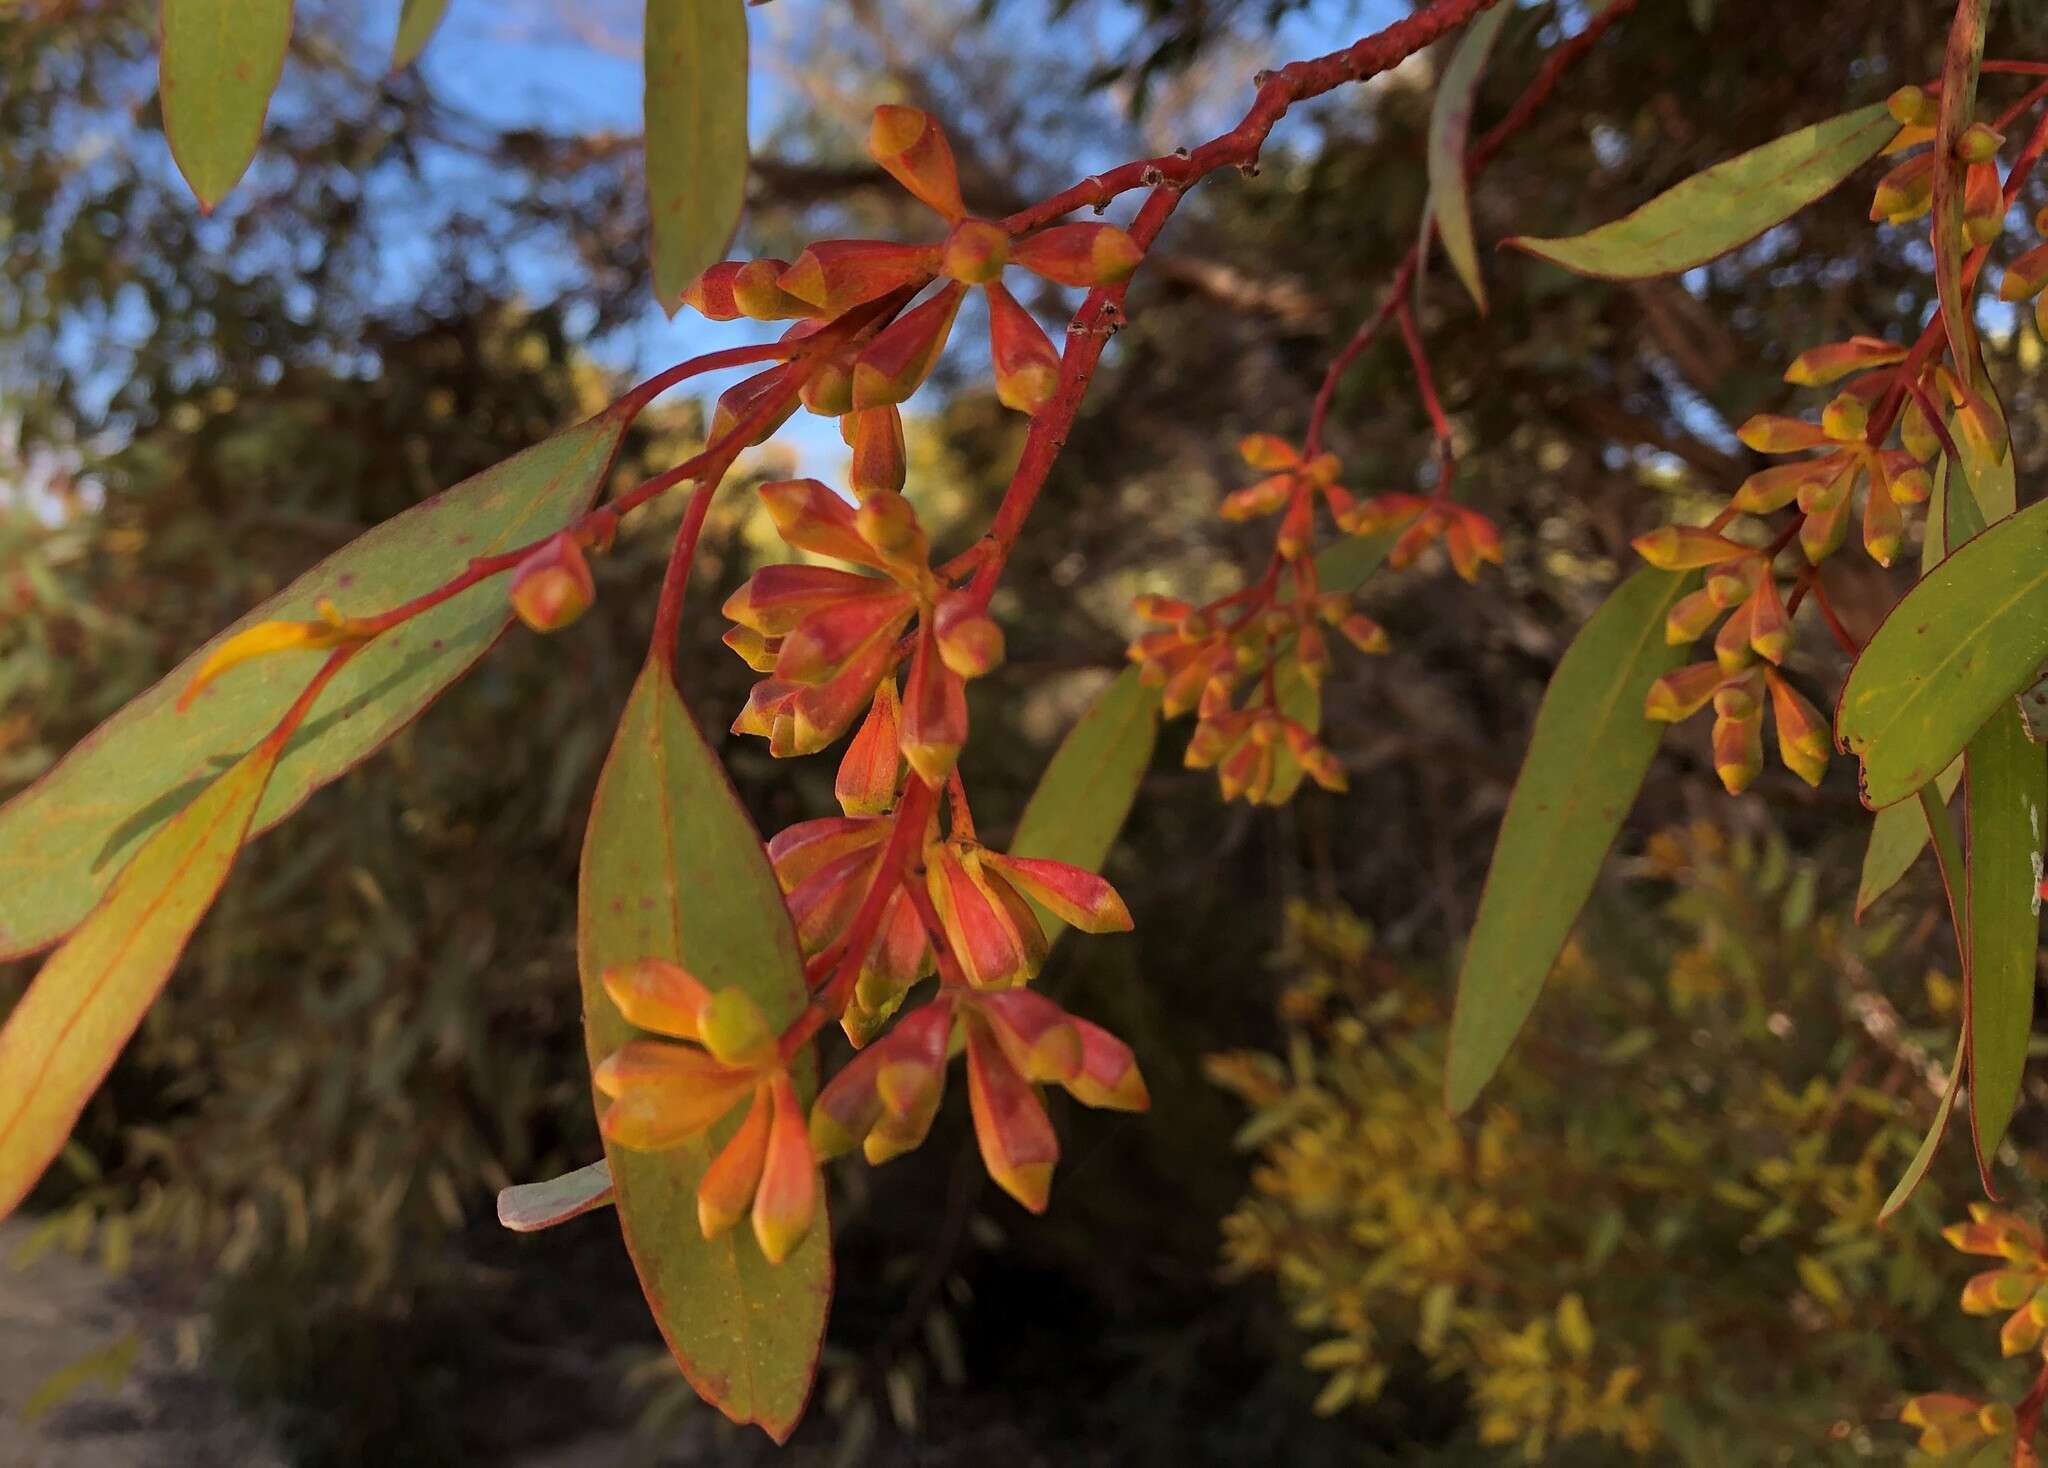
[1396,297,1456,487]
[648,481,718,668]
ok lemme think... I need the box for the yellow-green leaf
[0,739,281,1219]
[1446,568,1694,1113]
[1856,762,1961,918]
[1838,498,2048,810]
[0,404,631,960]
[580,657,825,1442]
[1010,669,1160,946]
[1881,1030,1965,1223]
[1503,104,1897,280]
[645,0,750,314]
[497,1160,615,1233]
[392,0,452,69]
[1965,700,2044,1172]
[1427,2,1511,312]
[160,0,295,210]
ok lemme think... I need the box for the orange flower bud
[1345,492,1428,537]
[1960,1268,2037,1315]
[1704,558,1760,610]
[594,1041,758,1151]
[2000,241,2048,302]
[730,677,802,744]
[931,590,1005,678]
[682,261,746,320]
[1782,335,1907,387]
[602,958,714,1040]
[509,533,595,632]
[1765,670,1828,787]
[1631,526,1750,571]
[1240,433,1300,470]
[1711,702,1764,796]
[1066,1017,1149,1111]
[697,1083,773,1239]
[1644,661,1724,722]
[985,280,1062,414]
[769,814,889,894]
[710,366,798,447]
[727,563,899,636]
[2001,1299,2047,1356]
[940,217,1011,284]
[1888,85,1935,128]
[1957,122,2005,165]
[1713,596,1756,673]
[1444,506,1501,582]
[1862,474,1904,566]
[1010,223,1143,287]
[1337,613,1389,655]
[177,598,374,711]
[1869,152,1935,226]
[1748,576,1789,664]
[759,477,892,570]
[843,404,908,500]
[751,1073,819,1264]
[1737,414,1831,455]
[1220,473,1294,521]
[1800,489,1851,564]
[926,840,1049,988]
[1820,390,1868,442]
[731,258,814,320]
[965,1020,1059,1212]
[1952,375,2010,464]
[852,283,966,409]
[852,487,929,574]
[723,625,780,673]
[1665,588,1721,646]
[773,590,915,686]
[799,347,857,418]
[779,239,940,315]
[980,852,1133,934]
[836,681,903,817]
[975,988,1083,1082]
[899,628,970,784]
[1881,453,1933,505]
[1899,395,1941,462]
[1276,491,1315,562]
[698,989,777,1068]
[1964,160,2005,247]
[1133,593,1195,624]
[1295,620,1330,686]
[790,635,901,755]
[868,104,967,220]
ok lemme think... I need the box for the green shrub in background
[1214,824,2030,1464]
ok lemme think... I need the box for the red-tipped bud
[1337,613,1389,655]
[1703,558,1760,610]
[1887,459,1934,506]
[509,533,595,632]
[837,682,903,817]
[981,852,1133,933]
[773,591,915,685]
[1747,575,1789,665]
[842,405,908,500]
[1644,661,1724,722]
[1344,492,1428,537]
[932,590,1005,678]
[1737,414,1831,454]
[603,958,714,1040]
[2007,242,2048,303]
[759,477,892,570]
[751,1072,819,1264]
[779,239,939,315]
[723,625,781,672]
[941,217,1011,283]
[726,563,899,636]
[985,281,1062,415]
[975,988,1083,1082]
[769,814,889,895]
[869,104,967,220]
[593,1041,758,1151]
[1711,701,1764,796]
[852,487,929,572]
[1220,473,1294,521]
[730,677,802,743]
[682,261,746,320]
[1010,223,1143,287]
[1782,335,1907,387]
[1444,506,1502,582]
[852,283,966,409]
[1240,434,1300,471]
[1964,159,2005,247]
[926,841,1049,989]
[965,1021,1059,1213]
[1065,1017,1149,1111]
[1713,596,1757,673]
[697,1083,773,1239]
[789,636,901,755]
[1665,588,1721,646]
[1765,670,1829,787]
[710,366,799,447]
[1630,526,1750,570]
[900,628,970,784]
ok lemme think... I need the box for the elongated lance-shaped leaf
[160,0,295,210]
[1427,1,1511,312]
[580,658,826,1442]
[1838,498,2048,810]
[1964,700,2044,1178]
[645,0,750,313]
[1445,568,1695,1113]
[392,0,452,69]
[0,404,632,961]
[1503,104,1897,280]
[497,1160,615,1232]
[0,737,282,1219]
[1011,669,1160,946]
[1880,1031,1966,1223]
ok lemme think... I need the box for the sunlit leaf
[580,657,825,1442]
[1427,2,1512,312]
[645,0,751,314]
[497,1160,615,1232]
[0,404,632,960]
[1964,700,2044,1174]
[0,739,282,1219]
[1503,104,1897,280]
[160,0,295,210]
[1838,498,2048,810]
[1010,669,1160,946]
[1445,568,1695,1113]
[392,0,452,69]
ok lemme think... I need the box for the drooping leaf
[1445,568,1695,1113]
[1837,498,2048,810]
[645,0,750,314]
[1964,700,2044,1174]
[1879,1033,1966,1223]
[392,0,452,69]
[160,0,295,210]
[1427,1,1512,312]
[1010,668,1160,946]
[0,740,281,1219]
[580,658,826,1442]
[497,1160,615,1232]
[1502,104,1898,280]
[0,404,632,960]
[1855,762,1961,918]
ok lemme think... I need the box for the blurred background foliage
[5,0,2048,1463]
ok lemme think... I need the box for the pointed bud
[710,366,798,447]
[844,405,908,500]
[1711,703,1764,796]
[1295,620,1330,685]
[778,239,940,315]
[1900,395,1941,462]
[723,625,781,673]
[698,1084,774,1239]
[2000,241,2048,302]
[1739,414,1832,454]
[789,635,900,755]
[900,627,970,784]
[2001,1300,2047,1356]
[730,258,814,320]
[1963,1268,2037,1315]
[1631,526,1751,570]
[1869,153,1935,226]
[726,562,898,636]
[852,283,965,409]
[682,261,746,320]
[1713,596,1756,673]
[760,478,892,570]
[1704,557,1761,609]
[1337,613,1389,655]
[594,1041,758,1151]
[982,852,1133,933]
[799,348,857,417]
[751,1073,818,1264]
[601,958,714,1042]
[1065,1017,1148,1111]
[1964,160,2005,247]
[1862,473,1904,565]
[1888,85,1936,127]
[976,988,1083,1082]
[1277,492,1315,562]
[698,989,776,1067]
[1953,375,2010,465]
[965,1021,1058,1213]
[985,281,1062,414]
[1240,434,1300,470]
[1800,489,1850,564]
[1766,670,1829,787]
[1783,336,1907,387]
[1957,122,2005,165]
[940,218,1011,283]
[1644,661,1725,722]
[509,533,596,632]
[772,592,914,686]
[1885,457,1933,505]
[1747,575,1789,665]
[1133,594,1195,624]
[836,681,903,817]
[932,590,1005,678]
[869,105,967,219]
[1665,588,1721,646]
[1220,473,1295,521]
[851,488,929,577]
[926,841,1048,988]
[1446,507,1502,581]
[863,998,955,1163]
[731,677,802,742]
[1820,390,1868,442]
[1732,459,1829,515]
[769,814,889,894]
[1010,223,1143,287]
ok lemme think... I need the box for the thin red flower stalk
[258,643,364,757]
[1396,298,1456,488]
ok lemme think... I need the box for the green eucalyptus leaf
[645,0,750,313]
[160,0,295,209]
[1965,701,2045,1170]
[1427,2,1512,312]
[392,0,452,69]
